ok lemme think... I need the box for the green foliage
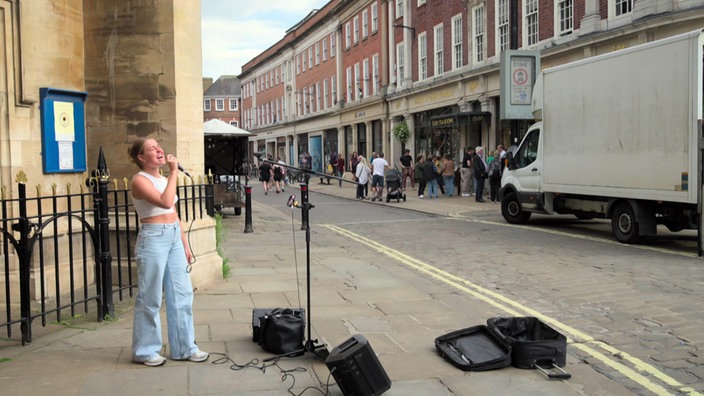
[215,213,231,279]
[393,121,410,144]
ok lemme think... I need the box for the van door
[510,127,542,207]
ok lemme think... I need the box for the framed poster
[39,88,88,173]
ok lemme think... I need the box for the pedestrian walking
[127,137,209,367]
[355,156,371,199]
[414,154,425,198]
[422,156,439,199]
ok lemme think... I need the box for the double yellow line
[324,224,701,396]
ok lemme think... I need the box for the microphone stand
[254,154,359,362]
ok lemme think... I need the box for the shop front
[413,105,490,160]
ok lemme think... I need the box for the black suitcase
[487,317,570,379]
[435,325,512,371]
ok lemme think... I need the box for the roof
[204,75,241,97]
[204,119,251,136]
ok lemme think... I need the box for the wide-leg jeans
[132,221,196,361]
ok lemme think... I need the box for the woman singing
[128,137,208,367]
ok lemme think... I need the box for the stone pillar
[84,0,220,288]
[578,0,602,36]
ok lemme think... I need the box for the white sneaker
[140,354,166,367]
[419,195,424,198]
[461,193,470,197]
[189,349,209,363]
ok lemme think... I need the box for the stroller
[384,168,407,203]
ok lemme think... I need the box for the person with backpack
[488,150,502,203]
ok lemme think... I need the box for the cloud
[202,0,330,79]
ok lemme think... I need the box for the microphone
[177,164,192,178]
[287,194,297,208]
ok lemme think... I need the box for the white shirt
[356,163,371,184]
[371,158,388,176]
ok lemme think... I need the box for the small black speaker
[325,334,391,396]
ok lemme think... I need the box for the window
[303,87,308,114]
[315,43,320,65]
[322,39,328,61]
[497,0,509,52]
[308,48,313,70]
[309,86,314,112]
[473,5,485,63]
[316,82,321,112]
[276,67,280,84]
[353,16,359,44]
[557,0,573,35]
[452,15,463,70]
[418,0,426,5]
[418,32,427,80]
[371,3,378,32]
[354,63,361,101]
[372,54,379,94]
[514,129,539,168]
[230,121,238,127]
[362,9,369,39]
[345,22,351,48]
[615,0,632,16]
[434,24,444,76]
[229,99,238,111]
[302,53,307,72]
[332,75,337,104]
[216,98,224,111]
[396,43,405,85]
[323,79,329,109]
[525,0,539,46]
[346,67,353,103]
[297,55,301,74]
[396,0,404,18]
[204,98,211,111]
[363,58,370,98]
[330,32,336,56]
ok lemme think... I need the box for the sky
[201,0,330,79]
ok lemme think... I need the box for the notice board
[39,88,87,173]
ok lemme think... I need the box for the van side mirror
[505,152,516,170]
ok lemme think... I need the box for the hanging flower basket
[393,121,410,145]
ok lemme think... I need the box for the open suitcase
[487,317,571,380]
[434,325,512,371]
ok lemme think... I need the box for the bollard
[244,185,253,233]
[300,183,309,230]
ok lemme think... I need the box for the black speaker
[325,334,391,396]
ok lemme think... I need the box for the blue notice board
[39,88,88,173]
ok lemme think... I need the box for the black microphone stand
[254,154,359,361]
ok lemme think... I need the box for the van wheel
[501,192,531,224]
[611,202,640,243]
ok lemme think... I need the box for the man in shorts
[370,152,389,202]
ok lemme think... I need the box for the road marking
[324,224,701,396]
[448,216,700,259]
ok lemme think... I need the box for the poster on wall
[39,88,88,173]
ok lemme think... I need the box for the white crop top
[132,171,178,220]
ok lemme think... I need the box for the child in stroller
[384,168,407,203]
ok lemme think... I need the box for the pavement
[0,178,636,395]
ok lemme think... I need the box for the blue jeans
[427,179,438,198]
[132,221,197,361]
[443,175,454,197]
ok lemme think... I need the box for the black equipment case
[487,317,571,380]
[251,308,304,343]
[434,325,512,371]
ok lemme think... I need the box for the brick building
[240,0,704,170]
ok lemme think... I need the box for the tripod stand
[253,155,346,361]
